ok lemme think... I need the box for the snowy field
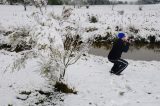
[0,51,160,106]
[0,5,160,41]
[0,4,160,106]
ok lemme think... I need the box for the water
[89,45,160,61]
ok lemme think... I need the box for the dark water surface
[89,45,160,61]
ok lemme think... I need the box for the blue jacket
[108,39,130,60]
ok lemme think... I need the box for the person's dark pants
[109,59,128,75]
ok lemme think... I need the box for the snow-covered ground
[0,5,160,41]
[0,51,160,106]
[0,4,160,106]
[65,55,160,106]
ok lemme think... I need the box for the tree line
[0,0,160,5]
[137,0,160,4]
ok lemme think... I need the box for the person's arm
[123,42,130,52]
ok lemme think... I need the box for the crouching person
[108,33,130,75]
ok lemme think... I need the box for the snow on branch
[9,7,91,83]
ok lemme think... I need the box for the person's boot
[110,70,122,76]
[109,70,114,74]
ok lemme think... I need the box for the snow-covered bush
[134,36,147,44]
[89,15,98,23]
[128,25,139,34]
[17,0,32,11]
[118,10,124,15]
[62,6,73,20]
[32,0,48,14]
[7,26,32,52]
[49,11,61,20]
[11,8,91,84]
[139,6,143,11]
[60,25,91,79]
[85,27,98,32]
[86,5,89,9]
[11,29,62,83]
[148,35,156,43]
[115,26,123,31]
[55,82,77,94]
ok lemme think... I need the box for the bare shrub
[118,10,124,15]
[7,26,32,52]
[55,82,77,94]
[139,6,143,11]
[89,15,98,23]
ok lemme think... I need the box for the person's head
[118,32,128,42]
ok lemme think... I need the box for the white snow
[65,55,160,106]
[0,52,160,106]
[0,50,48,106]
[1,5,160,41]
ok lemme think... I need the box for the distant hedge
[48,0,63,5]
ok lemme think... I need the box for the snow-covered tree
[111,0,117,10]
[31,0,48,14]
[21,0,31,11]
[10,7,91,83]
[0,0,7,4]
